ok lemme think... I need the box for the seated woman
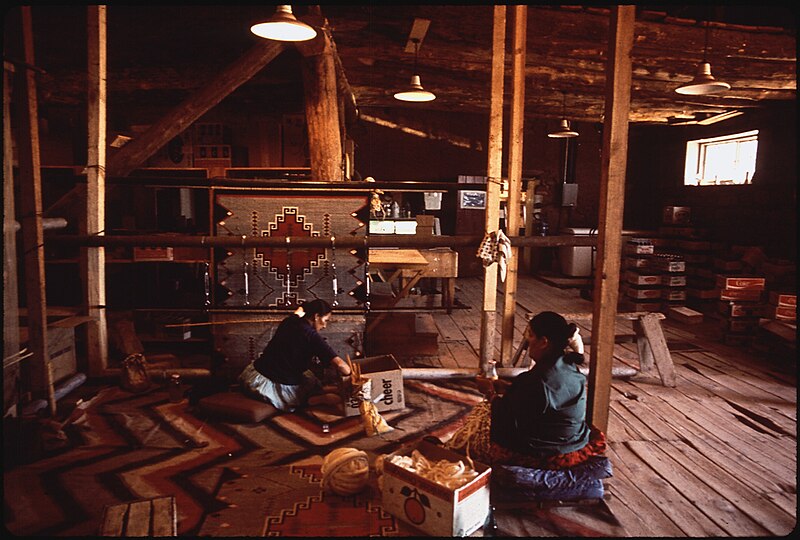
[238,299,352,412]
[444,311,606,469]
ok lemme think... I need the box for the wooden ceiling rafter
[11,5,797,126]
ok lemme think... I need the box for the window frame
[683,130,759,186]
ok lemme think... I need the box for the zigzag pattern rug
[3,380,482,536]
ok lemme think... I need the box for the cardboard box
[715,276,766,290]
[768,292,797,307]
[662,274,687,287]
[624,285,662,300]
[381,441,491,537]
[340,354,404,417]
[668,306,703,324]
[624,241,654,255]
[718,301,767,318]
[768,305,797,322]
[662,289,687,302]
[719,288,763,302]
[624,256,651,270]
[625,270,661,286]
[647,256,685,273]
[663,206,691,225]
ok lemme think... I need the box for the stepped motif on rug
[200,461,418,537]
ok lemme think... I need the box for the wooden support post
[522,178,537,273]
[15,6,52,408]
[85,5,109,377]
[301,27,343,181]
[3,61,21,415]
[500,5,527,367]
[479,5,506,376]
[587,5,635,433]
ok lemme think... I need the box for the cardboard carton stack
[767,291,796,323]
[716,276,766,346]
[620,238,660,311]
[653,206,717,313]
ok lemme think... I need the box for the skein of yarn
[321,447,370,495]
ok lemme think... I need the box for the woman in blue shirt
[239,299,352,412]
[445,311,606,469]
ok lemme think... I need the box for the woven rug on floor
[200,460,418,537]
[199,459,625,537]
[3,379,482,536]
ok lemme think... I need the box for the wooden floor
[403,274,797,537]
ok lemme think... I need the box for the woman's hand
[332,356,352,377]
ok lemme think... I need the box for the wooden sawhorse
[511,311,676,387]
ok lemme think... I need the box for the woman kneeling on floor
[239,299,352,412]
[444,311,606,469]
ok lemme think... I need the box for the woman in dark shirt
[444,311,606,469]
[239,299,352,411]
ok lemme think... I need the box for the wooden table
[367,248,429,333]
[368,248,430,302]
[398,248,459,313]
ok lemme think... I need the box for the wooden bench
[100,496,177,536]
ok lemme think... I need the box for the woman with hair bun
[444,311,606,469]
[239,299,352,412]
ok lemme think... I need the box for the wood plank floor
[404,275,797,537]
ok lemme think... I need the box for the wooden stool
[100,496,177,536]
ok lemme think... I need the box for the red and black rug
[3,379,481,536]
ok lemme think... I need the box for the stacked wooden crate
[620,238,660,312]
[716,276,767,346]
[767,291,796,323]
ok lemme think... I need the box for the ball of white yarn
[321,447,370,496]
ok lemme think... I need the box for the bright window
[683,130,758,186]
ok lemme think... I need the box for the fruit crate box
[381,440,491,537]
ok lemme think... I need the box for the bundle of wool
[321,447,370,495]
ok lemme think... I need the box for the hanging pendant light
[250,5,317,42]
[394,38,436,102]
[675,20,730,95]
[548,93,578,138]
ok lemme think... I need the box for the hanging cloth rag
[476,229,512,281]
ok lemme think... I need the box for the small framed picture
[459,190,487,210]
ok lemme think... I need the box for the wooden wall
[31,97,797,264]
[626,101,797,260]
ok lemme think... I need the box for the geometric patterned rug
[3,379,481,536]
[199,461,419,536]
[4,379,625,537]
